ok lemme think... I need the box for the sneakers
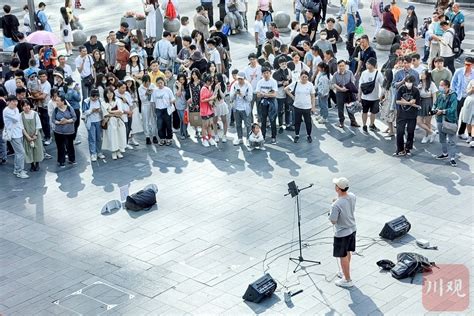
[429,133,437,143]
[470,141,474,148]
[369,124,379,132]
[16,170,29,179]
[111,152,118,160]
[294,135,300,143]
[202,139,210,147]
[91,154,97,162]
[362,125,368,133]
[44,153,52,159]
[335,279,353,288]
[97,153,105,159]
[146,137,152,145]
[233,138,243,146]
[271,138,277,144]
[129,138,139,146]
[307,135,313,143]
[159,140,165,146]
[165,139,172,146]
[336,271,343,279]
[221,135,227,143]
[74,139,81,145]
[393,151,406,157]
[278,126,284,134]
[43,139,51,146]
[421,136,429,144]
[405,149,412,156]
[317,118,328,124]
[436,153,449,160]
[59,162,66,168]
[153,136,159,144]
[117,152,123,159]
[450,159,457,167]
[458,134,468,140]
[350,122,361,128]
[208,138,217,146]
[126,144,134,150]
[466,137,472,143]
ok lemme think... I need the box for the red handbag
[183,109,189,125]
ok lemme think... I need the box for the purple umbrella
[26,31,61,46]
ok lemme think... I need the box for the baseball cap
[237,71,246,79]
[406,5,415,10]
[333,177,349,190]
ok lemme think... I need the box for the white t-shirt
[208,48,221,66]
[418,81,438,99]
[244,65,262,91]
[287,81,315,109]
[151,86,175,110]
[254,20,266,45]
[412,64,427,76]
[359,69,384,101]
[237,0,248,12]
[440,28,455,58]
[126,64,144,77]
[255,78,278,95]
[75,55,94,78]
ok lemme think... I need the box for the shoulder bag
[360,71,378,95]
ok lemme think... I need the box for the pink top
[258,0,271,11]
[199,85,214,116]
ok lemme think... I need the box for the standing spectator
[212,74,229,142]
[447,3,465,45]
[411,53,426,75]
[153,32,176,72]
[323,18,340,53]
[57,55,74,79]
[13,33,34,70]
[394,75,421,157]
[290,23,310,58]
[151,77,175,146]
[460,80,474,147]
[417,69,437,143]
[115,82,133,149]
[451,57,474,139]
[400,29,417,56]
[273,58,292,132]
[431,57,452,88]
[105,31,119,73]
[1,5,20,49]
[354,35,377,78]
[180,16,192,37]
[358,57,384,132]
[84,35,105,54]
[244,53,262,121]
[116,22,131,49]
[144,0,158,40]
[174,74,189,140]
[201,0,214,26]
[329,177,357,289]
[82,89,105,162]
[199,75,217,147]
[92,49,108,76]
[115,41,129,80]
[101,87,127,159]
[37,2,52,32]
[254,10,266,57]
[390,0,401,24]
[0,89,7,165]
[52,95,77,167]
[60,77,82,145]
[21,101,44,172]
[305,11,318,44]
[256,67,278,143]
[39,45,58,70]
[230,72,253,145]
[37,70,52,146]
[433,79,458,167]
[370,0,383,41]
[194,6,210,40]
[22,5,31,35]
[237,0,249,30]
[346,0,359,51]
[293,0,304,23]
[285,71,316,143]
[431,21,455,74]
[3,96,29,178]
[404,5,418,39]
[75,46,95,100]
[427,12,443,68]
[138,75,158,144]
[60,7,73,56]
[257,0,273,26]
[315,62,330,124]
[331,60,359,128]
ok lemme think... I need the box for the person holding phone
[255,67,278,144]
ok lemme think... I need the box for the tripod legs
[289,256,321,273]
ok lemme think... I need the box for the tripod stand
[285,181,321,273]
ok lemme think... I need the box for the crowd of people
[0,0,473,179]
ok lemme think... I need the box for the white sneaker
[470,141,474,148]
[335,278,353,288]
[202,139,210,147]
[233,138,242,146]
[91,154,97,162]
[336,271,343,279]
[117,152,123,159]
[97,153,105,159]
[44,139,51,145]
[111,152,118,160]
[421,136,429,144]
[74,140,81,145]
[466,137,472,143]
[318,118,328,124]
[429,133,437,143]
[16,171,29,179]
[209,138,217,146]
[458,134,468,140]
[13,170,20,176]
[129,138,139,146]
[126,144,134,150]
[222,135,227,143]
[214,135,220,143]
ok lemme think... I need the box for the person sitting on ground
[248,122,265,150]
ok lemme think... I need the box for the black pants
[443,55,455,75]
[73,109,81,140]
[321,0,328,22]
[396,117,417,152]
[294,107,312,136]
[54,132,75,163]
[329,90,336,108]
[336,92,356,124]
[38,107,51,140]
[277,97,291,126]
[260,102,277,139]
[202,2,214,26]
[172,111,180,130]
[156,108,172,140]
[457,97,468,135]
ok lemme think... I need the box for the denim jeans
[87,121,102,155]
[234,109,252,139]
[437,122,457,160]
[422,45,430,63]
[318,95,329,119]
[295,9,303,23]
[10,137,25,173]
[0,129,7,160]
[177,109,189,137]
[156,108,172,140]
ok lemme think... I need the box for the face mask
[102,80,107,84]
[405,83,413,89]
[320,35,327,40]
[439,86,445,93]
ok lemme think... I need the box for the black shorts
[361,99,379,114]
[333,231,356,257]
[201,113,215,120]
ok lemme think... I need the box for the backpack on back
[446,30,463,58]
[390,252,434,282]
[34,11,45,30]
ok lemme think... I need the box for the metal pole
[27,0,36,32]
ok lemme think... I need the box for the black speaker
[379,216,411,240]
[242,273,277,303]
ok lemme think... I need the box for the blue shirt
[392,68,420,88]
[37,10,52,32]
[448,11,464,26]
[451,68,474,100]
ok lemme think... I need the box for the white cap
[333,177,349,190]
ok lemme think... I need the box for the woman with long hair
[212,73,229,142]
[124,76,143,145]
[206,61,218,80]
[126,53,145,85]
[417,69,437,143]
[115,81,134,149]
[92,49,108,76]
[191,30,206,53]
[404,5,418,39]
[60,7,73,56]
[315,62,330,124]
[138,75,158,144]
[174,73,189,140]
[21,101,44,172]
[200,74,217,147]
[186,69,203,137]
[101,87,127,159]
[144,0,158,40]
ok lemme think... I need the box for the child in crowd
[248,123,265,150]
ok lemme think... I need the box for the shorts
[361,99,379,114]
[333,231,356,257]
[201,113,215,121]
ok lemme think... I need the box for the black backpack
[446,30,463,58]
[34,11,45,30]
[125,188,157,211]
[300,0,321,13]
[390,252,434,283]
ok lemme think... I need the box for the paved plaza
[1,0,473,315]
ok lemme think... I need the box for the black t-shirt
[210,31,230,51]
[324,28,340,52]
[84,41,105,54]
[396,85,421,118]
[13,42,35,70]
[0,98,6,129]
[404,15,418,38]
[291,34,311,53]
[307,18,318,43]
[359,46,377,72]
[1,15,19,38]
